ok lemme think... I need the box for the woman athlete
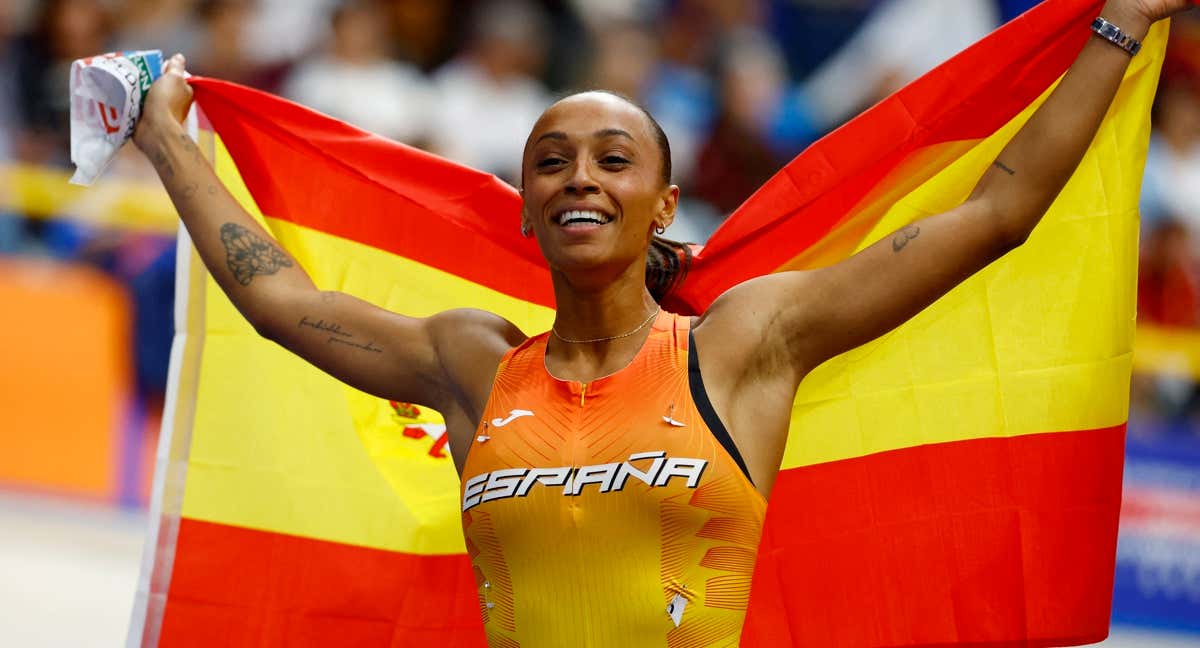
[135,1,1191,645]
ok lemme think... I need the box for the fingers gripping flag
[130,1,1167,645]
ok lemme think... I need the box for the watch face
[1092,17,1137,54]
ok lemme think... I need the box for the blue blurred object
[769,87,821,159]
[0,213,25,253]
[1112,428,1200,634]
[996,0,1043,23]
[130,243,175,400]
[767,0,877,76]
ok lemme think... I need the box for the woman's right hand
[133,53,193,151]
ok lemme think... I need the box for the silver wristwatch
[1091,17,1142,57]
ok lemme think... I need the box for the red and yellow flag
[129,1,1166,645]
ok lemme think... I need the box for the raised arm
[134,56,523,412]
[704,0,1189,383]
[693,1,1190,492]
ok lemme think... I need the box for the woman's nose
[565,160,600,194]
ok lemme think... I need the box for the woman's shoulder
[423,308,532,409]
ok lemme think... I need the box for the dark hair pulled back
[646,237,693,304]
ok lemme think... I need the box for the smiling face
[521,92,678,285]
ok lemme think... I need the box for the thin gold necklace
[552,307,660,344]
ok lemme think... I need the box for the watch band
[1091,17,1142,56]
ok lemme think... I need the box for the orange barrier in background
[0,257,133,499]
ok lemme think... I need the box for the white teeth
[557,210,611,226]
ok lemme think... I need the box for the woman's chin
[546,248,640,282]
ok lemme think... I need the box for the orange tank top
[460,311,766,647]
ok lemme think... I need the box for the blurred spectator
[1142,78,1200,235]
[693,0,764,31]
[641,0,720,185]
[530,1,591,92]
[570,0,662,28]
[6,0,113,255]
[12,0,113,166]
[1139,220,1200,328]
[383,0,455,70]
[800,0,998,130]
[584,19,658,101]
[283,0,433,143]
[690,28,791,220]
[1141,18,1200,238]
[637,0,768,189]
[113,0,200,57]
[243,0,340,66]
[428,0,552,182]
[189,0,288,92]
[0,0,22,163]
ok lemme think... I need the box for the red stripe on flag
[190,78,554,309]
[742,424,1125,647]
[160,518,485,647]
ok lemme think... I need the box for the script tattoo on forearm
[993,160,1017,176]
[299,316,351,338]
[328,338,384,353]
[219,222,293,285]
[892,224,921,253]
[298,315,383,353]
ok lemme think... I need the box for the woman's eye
[537,157,566,169]
[601,155,630,165]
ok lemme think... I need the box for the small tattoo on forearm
[181,184,197,199]
[207,185,217,196]
[892,224,921,252]
[327,337,383,353]
[993,160,1017,176]
[299,316,352,337]
[151,149,175,179]
[219,222,293,286]
[179,133,203,163]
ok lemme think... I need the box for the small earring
[521,222,532,238]
[654,223,666,235]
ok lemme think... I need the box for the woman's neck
[544,265,660,382]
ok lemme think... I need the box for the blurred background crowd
[5,0,1200,434]
[1,1,1199,643]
